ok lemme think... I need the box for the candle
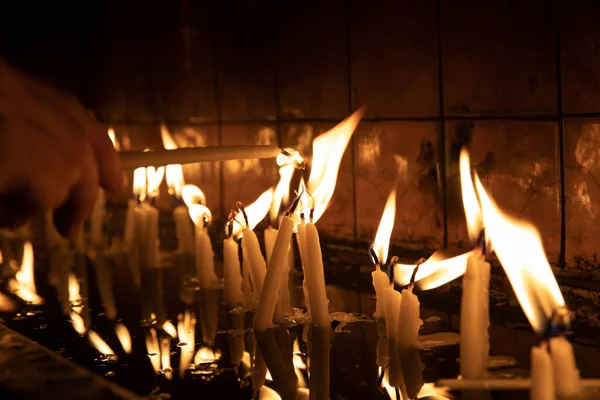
[223,233,243,310]
[383,287,404,387]
[120,145,285,170]
[254,215,295,333]
[460,250,490,379]
[93,252,117,321]
[188,204,216,289]
[296,222,311,317]
[142,202,160,269]
[550,336,580,398]
[123,198,137,250]
[531,343,554,400]
[309,326,331,400]
[174,204,194,255]
[90,189,105,248]
[304,222,330,328]
[396,284,423,351]
[266,226,292,318]
[242,255,253,306]
[372,265,389,319]
[242,228,266,298]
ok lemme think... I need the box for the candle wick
[369,245,380,267]
[235,202,249,228]
[476,228,490,256]
[409,257,427,289]
[285,188,304,216]
[387,256,399,283]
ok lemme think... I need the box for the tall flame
[133,167,147,201]
[393,250,472,290]
[182,184,207,206]
[474,174,565,333]
[270,163,295,223]
[372,188,396,265]
[161,124,185,198]
[9,242,43,305]
[307,108,365,223]
[88,330,116,357]
[231,188,275,238]
[460,149,483,242]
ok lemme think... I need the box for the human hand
[0,60,125,236]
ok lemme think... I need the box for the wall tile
[564,119,600,267]
[445,121,561,262]
[275,0,349,119]
[354,122,443,251]
[212,10,277,121]
[562,0,600,114]
[222,124,280,218]
[441,0,557,116]
[349,0,439,118]
[281,122,356,239]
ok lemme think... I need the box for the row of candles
[0,107,588,400]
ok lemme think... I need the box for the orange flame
[161,124,185,198]
[88,330,116,357]
[270,163,295,223]
[393,251,472,290]
[460,148,483,243]
[108,128,120,151]
[474,174,565,333]
[307,108,365,223]
[8,242,43,305]
[276,148,304,167]
[182,184,207,206]
[372,188,396,265]
[188,204,212,229]
[194,346,219,364]
[146,165,165,199]
[231,188,275,238]
[160,336,173,379]
[115,322,132,354]
[133,167,147,201]
[293,338,308,388]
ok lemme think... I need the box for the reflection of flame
[474,174,565,333]
[231,188,275,238]
[133,167,147,202]
[68,273,83,314]
[194,347,218,364]
[108,128,120,151]
[146,166,165,199]
[146,328,161,373]
[115,322,132,354]
[270,164,295,223]
[293,339,308,388]
[378,366,396,399]
[307,108,364,223]
[178,311,196,377]
[70,312,86,335]
[182,184,206,206]
[88,330,116,356]
[393,251,473,290]
[372,188,396,265]
[378,366,451,400]
[9,242,43,305]
[161,124,185,197]
[163,320,177,339]
[160,336,173,380]
[460,149,483,242]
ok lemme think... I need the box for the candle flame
[8,242,43,305]
[146,328,161,373]
[133,167,147,201]
[108,128,120,151]
[372,188,396,266]
[474,173,565,333]
[276,148,304,167]
[307,108,365,223]
[460,149,483,243]
[88,330,116,357]
[162,320,177,339]
[161,124,185,198]
[146,166,165,199]
[182,184,207,206]
[393,251,472,290]
[188,204,212,229]
[115,322,132,354]
[270,163,295,223]
[231,188,275,238]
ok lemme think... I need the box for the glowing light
[8,242,43,305]
[68,273,83,314]
[188,204,212,229]
[133,167,147,202]
[230,188,275,238]
[307,108,365,223]
[293,339,308,388]
[270,164,295,223]
[393,251,473,290]
[115,322,132,354]
[460,148,483,243]
[160,336,173,380]
[108,128,120,151]
[182,184,206,206]
[162,320,177,339]
[194,347,219,365]
[258,386,282,400]
[372,188,396,265]
[161,124,185,197]
[70,312,86,335]
[146,328,161,373]
[146,166,165,199]
[88,330,115,357]
[276,148,304,167]
[177,311,196,378]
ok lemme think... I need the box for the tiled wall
[81,0,600,268]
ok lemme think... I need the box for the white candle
[255,216,295,333]
[89,189,105,248]
[142,202,160,269]
[195,228,216,289]
[123,198,137,250]
[242,255,253,306]
[460,251,490,379]
[304,222,330,328]
[531,343,554,400]
[372,265,389,319]
[242,228,266,297]
[550,336,580,398]
[266,226,292,318]
[223,236,243,310]
[174,204,194,255]
[396,286,422,351]
[264,227,277,262]
[120,145,283,170]
[296,224,311,317]
[133,205,148,269]
[383,287,404,387]
[94,252,117,321]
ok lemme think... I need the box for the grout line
[556,0,567,268]
[436,0,448,249]
[209,20,225,222]
[344,0,359,242]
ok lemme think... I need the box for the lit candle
[241,226,266,300]
[90,189,105,248]
[296,220,311,317]
[550,336,580,398]
[223,222,243,310]
[531,343,554,400]
[383,286,404,388]
[304,221,330,328]
[396,282,423,351]
[460,250,490,379]
[265,225,292,318]
[189,204,216,289]
[173,203,194,255]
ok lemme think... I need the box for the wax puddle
[419,332,460,348]
[330,312,371,332]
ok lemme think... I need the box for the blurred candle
[90,189,105,248]
[242,228,266,299]
[223,229,243,310]
[550,336,580,398]
[189,204,216,288]
[531,343,554,400]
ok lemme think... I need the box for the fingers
[53,142,99,237]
